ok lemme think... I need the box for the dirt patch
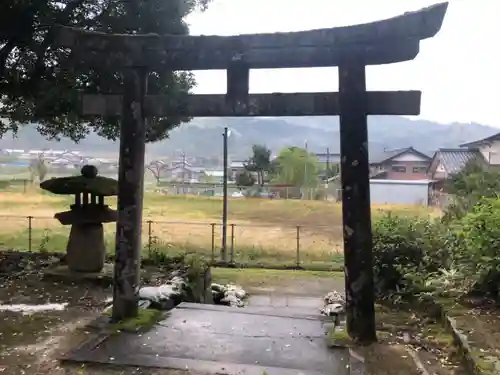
[0,255,199,375]
[453,297,500,353]
[352,342,467,375]
[0,251,108,374]
[445,297,500,373]
[0,279,110,374]
[329,304,467,375]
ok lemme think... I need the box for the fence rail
[154,184,337,201]
[0,215,344,270]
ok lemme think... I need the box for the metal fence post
[147,220,153,253]
[211,223,216,263]
[28,216,33,252]
[230,224,235,263]
[296,225,300,267]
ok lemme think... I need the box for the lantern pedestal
[55,206,117,273]
[66,222,106,273]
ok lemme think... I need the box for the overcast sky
[186,0,499,127]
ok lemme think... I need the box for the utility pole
[326,147,330,173]
[181,151,186,193]
[304,140,308,195]
[221,127,229,262]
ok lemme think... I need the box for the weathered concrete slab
[246,294,327,320]
[64,302,349,374]
[249,294,325,308]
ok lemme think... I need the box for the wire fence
[0,215,344,270]
[154,184,338,201]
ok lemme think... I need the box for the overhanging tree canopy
[0,0,211,142]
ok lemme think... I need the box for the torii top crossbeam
[56,2,448,70]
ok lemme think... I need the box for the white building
[370,179,434,206]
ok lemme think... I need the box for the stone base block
[67,223,106,273]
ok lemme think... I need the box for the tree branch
[31,0,87,84]
[0,0,49,80]
[0,39,17,81]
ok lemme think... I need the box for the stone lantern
[40,165,118,273]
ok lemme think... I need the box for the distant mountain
[0,116,497,160]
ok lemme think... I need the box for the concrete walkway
[64,296,350,375]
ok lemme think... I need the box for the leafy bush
[422,266,471,300]
[235,171,255,188]
[372,213,453,301]
[374,198,500,302]
[446,161,500,200]
[457,197,500,297]
[375,162,500,302]
[443,160,500,222]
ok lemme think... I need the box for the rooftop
[369,147,431,164]
[431,148,483,174]
[460,132,500,148]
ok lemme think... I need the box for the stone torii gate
[54,2,448,343]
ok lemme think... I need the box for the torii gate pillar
[338,62,375,341]
[112,68,148,320]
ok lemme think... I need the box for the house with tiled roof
[427,133,500,186]
[427,148,485,182]
[368,147,432,180]
[459,132,500,165]
[427,132,500,184]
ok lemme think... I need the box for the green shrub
[443,160,500,221]
[373,198,500,302]
[457,197,500,297]
[372,213,453,301]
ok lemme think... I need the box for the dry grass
[0,189,438,265]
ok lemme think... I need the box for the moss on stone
[375,330,391,340]
[471,350,498,375]
[327,325,354,347]
[181,254,213,303]
[110,309,164,333]
[425,324,455,347]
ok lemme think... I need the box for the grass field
[0,188,440,267]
